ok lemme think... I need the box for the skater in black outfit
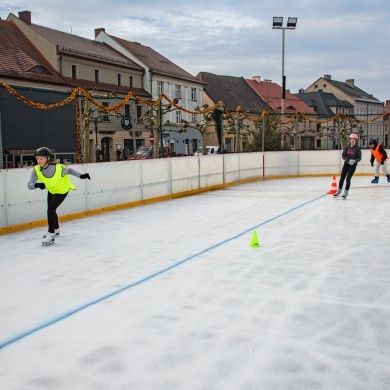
[27,147,91,245]
[333,133,362,199]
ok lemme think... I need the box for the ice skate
[387,175,390,183]
[43,228,60,238]
[342,190,349,199]
[42,232,55,246]
[371,176,379,184]
[333,188,342,197]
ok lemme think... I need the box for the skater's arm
[378,145,387,162]
[27,170,39,190]
[62,166,90,179]
[355,147,362,163]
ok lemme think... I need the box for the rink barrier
[0,150,374,234]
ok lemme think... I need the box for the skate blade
[42,240,55,246]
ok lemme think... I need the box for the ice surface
[1,177,390,390]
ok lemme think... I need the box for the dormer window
[29,66,50,75]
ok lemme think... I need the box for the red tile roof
[245,78,316,115]
[110,36,203,84]
[32,24,144,71]
[0,19,67,85]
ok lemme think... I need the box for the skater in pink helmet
[368,138,390,183]
[27,147,91,246]
[333,133,362,199]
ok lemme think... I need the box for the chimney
[252,76,261,83]
[95,28,105,38]
[19,10,31,25]
[346,79,355,88]
[324,74,331,80]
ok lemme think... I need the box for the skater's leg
[47,192,68,233]
[345,165,357,191]
[374,161,381,177]
[380,161,389,176]
[337,164,349,190]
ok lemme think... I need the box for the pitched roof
[309,76,382,103]
[110,36,203,84]
[294,91,353,118]
[31,24,144,71]
[325,78,381,103]
[196,72,271,113]
[0,19,67,85]
[245,78,316,115]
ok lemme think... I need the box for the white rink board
[199,155,224,188]
[0,150,377,230]
[238,152,263,180]
[171,156,200,193]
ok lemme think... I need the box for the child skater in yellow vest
[27,147,91,246]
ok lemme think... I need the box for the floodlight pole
[272,17,297,119]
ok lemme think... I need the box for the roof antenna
[70,26,72,34]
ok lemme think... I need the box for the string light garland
[1,80,389,155]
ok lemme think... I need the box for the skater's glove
[35,183,46,190]
[80,173,91,180]
[348,159,356,165]
[371,162,374,167]
[381,161,384,165]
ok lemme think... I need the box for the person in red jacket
[369,139,390,183]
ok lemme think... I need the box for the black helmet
[34,147,52,160]
[368,139,377,145]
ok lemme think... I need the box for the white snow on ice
[1,176,390,390]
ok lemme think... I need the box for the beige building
[8,11,151,162]
[305,75,384,148]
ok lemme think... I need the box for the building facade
[305,75,384,148]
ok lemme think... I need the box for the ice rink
[1,176,390,390]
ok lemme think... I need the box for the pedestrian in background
[123,146,131,160]
[333,133,362,199]
[369,138,390,183]
[27,147,91,246]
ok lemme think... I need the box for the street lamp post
[272,17,298,117]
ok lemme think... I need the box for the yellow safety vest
[34,164,76,194]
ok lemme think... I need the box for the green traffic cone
[250,230,260,247]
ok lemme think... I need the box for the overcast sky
[2,0,389,103]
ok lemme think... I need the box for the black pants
[47,192,68,233]
[338,163,357,191]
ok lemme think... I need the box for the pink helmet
[349,133,358,140]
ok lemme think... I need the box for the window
[129,76,133,88]
[94,69,99,83]
[71,65,77,80]
[137,105,142,119]
[191,88,196,101]
[157,81,164,95]
[117,74,122,86]
[102,102,109,122]
[30,66,50,75]
[191,113,197,123]
[175,84,181,99]
[175,110,182,124]
[125,104,130,117]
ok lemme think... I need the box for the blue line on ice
[0,193,326,350]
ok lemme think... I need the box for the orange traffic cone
[328,176,338,194]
